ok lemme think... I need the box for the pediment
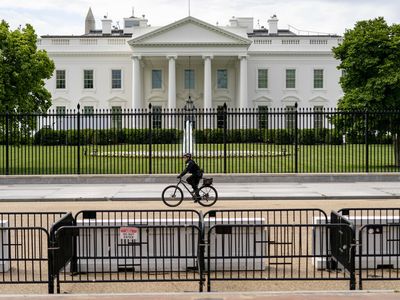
[129,16,251,47]
[309,96,328,103]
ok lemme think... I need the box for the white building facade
[38,10,344,114]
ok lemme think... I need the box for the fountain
[183,96,195,155]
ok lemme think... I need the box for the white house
[38,9,344,116]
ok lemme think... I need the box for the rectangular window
[152,70,162,89]
[257,69,268,89]
[314,106,324,129]
[314,69,324,89]
[286,69,296,89]
[217,105,225,129]
[112,106,122,129]
[258,105,268,128]
[83,106,94,114]
[217,69,228,89]
[56,70,66,89]
[84,70,94,89]
[56,106,66,115]
[285,106,296,129]
[55,106,66,130]
[184,69,195,89]
[111,69,122,89]
[152,105,162,129]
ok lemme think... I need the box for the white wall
[247,54,343,109]
[48,54,132,111]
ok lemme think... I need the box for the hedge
[32,128,394,146]
[33,128,182,145]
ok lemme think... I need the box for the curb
[1,173,400,185]
[1,195,399,202]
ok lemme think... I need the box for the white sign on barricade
[119,227,138,241]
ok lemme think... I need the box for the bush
[325,130,343,145]
[274,129,294,144]
[34,128,65,145]
[299,129,316,145]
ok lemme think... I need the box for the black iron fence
[1,208,400,293]
[1,106,400,175]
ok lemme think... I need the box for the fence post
[223,103,227,173]
[48,238,55,294]
[365,110,369,173]
[76,104,81,175]
[349,225,356,290]
[198,212,206,292]
[5,107,9,175]
[294,103,299,173]
[148,103,153,175]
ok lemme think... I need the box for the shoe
[194,196,201,202]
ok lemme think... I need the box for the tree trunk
[394,134,400,167]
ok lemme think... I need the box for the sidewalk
[0,291,399,300]
[1,175,400,201]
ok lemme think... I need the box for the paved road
[0,291,399,300]
[1,181,400,201]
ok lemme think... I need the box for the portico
[128,16,251,110]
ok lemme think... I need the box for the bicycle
[162,177,218,207]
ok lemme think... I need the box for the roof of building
[248,28,340,38]
[41,29,133,38]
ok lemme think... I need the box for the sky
[1,0,400,36]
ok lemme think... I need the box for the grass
[0,143,398,175]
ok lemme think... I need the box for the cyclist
[177,153,203,201]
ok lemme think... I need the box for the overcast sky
[1,0,400,36]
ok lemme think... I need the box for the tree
[0,21,54,143]
[333,17,400,166]
[0,20,55,112]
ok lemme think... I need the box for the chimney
[268,14,278,35]
[101,16,112,35]
[229,16,238,27]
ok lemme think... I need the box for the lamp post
[184,96,196,123]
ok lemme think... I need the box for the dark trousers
[187,175,201,194]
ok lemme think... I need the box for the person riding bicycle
[177,153,203,201]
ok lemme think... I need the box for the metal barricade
[0,227,49,285]
[358,224,400,289]
[0,212,68,292]
[206,223,355,291]
[330,211,356,290]
[52,224,204,293]
[48,213,75,293]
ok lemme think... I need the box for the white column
[203,55,213,109]
[239,55,248,108]
[131,55,142,110]
[167,55,177,109]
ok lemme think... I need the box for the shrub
[34,128,65,145]
[274,129,294,144]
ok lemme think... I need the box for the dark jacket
[179,159,202,177]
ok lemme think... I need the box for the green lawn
[0,144,398,175]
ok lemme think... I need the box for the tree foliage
[0,20,55,113]
[333,17,400,165]
[333,17,400,111]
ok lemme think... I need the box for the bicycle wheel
[162,185,184,207]
[197,185,218,207]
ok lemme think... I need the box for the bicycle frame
[177,178,196,198]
